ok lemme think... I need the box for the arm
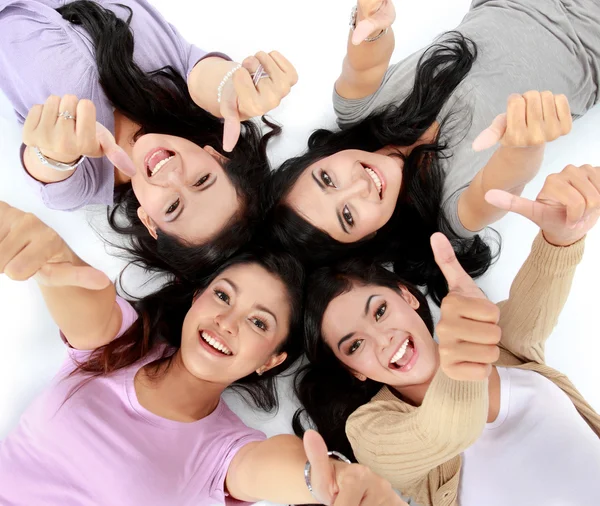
[335,1,396,100]
[0,202,121,350]
[346,370,488,489]
[457,92,572,232]
[226,432,405,505]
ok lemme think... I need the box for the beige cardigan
[346,233,600,506]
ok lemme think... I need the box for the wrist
[541,229,582,248]
[36,147,81,166]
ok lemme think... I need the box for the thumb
[95,122,136,177]
[472,113,507,152]
[220,94,242,153]
[352,18,378,45]
[431,233,482,297]
[35,263,112,290]
[304,430,336,503]
[485,189,541,225]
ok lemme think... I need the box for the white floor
[0,1,599,505]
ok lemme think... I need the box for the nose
[214,311,239,336]
[374,329,394,349]
[166,168,185,186]
[342,166,370,199]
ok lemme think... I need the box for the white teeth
[151,155,174,176]
[201,331,232,356]
[364,166,382,196]
[391,339,410,364]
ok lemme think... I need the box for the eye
[194,174,210,187]
[342,205,354,226]
[250,317,268,331]
[213,289,230,304]
[348,339,364,355]
[166,199,180,214]
[320,170,336,188]
[375,302,387,322]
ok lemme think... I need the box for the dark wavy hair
[58,1,277,281]
[266,33,495,305]
[292,258,435,460]
[71,249,305,411]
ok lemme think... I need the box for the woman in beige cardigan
[293,163,600,506]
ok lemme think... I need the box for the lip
[362,162,386,200]
[144,147,175,178]
[388,336,419,373]
[198,329,234,358]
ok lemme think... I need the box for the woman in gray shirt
[266,0,599,303]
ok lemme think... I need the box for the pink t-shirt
[0,297,265,505]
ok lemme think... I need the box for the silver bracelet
[217,64,242,104]
[304,450,352,501]
[32,147,86,172]
[349,5,389,43]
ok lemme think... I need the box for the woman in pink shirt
[0,0,297,282]
[0,200,406,506]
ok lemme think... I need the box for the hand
[485,164,600,246]
[0,202,111,289]
[472,91,572,152]
[219,51,298,152]
[353,1,396,45]
[303,430,406,505]
[431,233,501,381]
[22,95,136,176]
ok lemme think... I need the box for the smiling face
[179,262,292,386]
[129,134,240,244]
[320,282,438,390]
[284,149,404,243]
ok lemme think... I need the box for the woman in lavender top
[0,0,297,281]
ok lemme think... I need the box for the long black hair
[293,258,434,460]
[266,33,495,305]
[58,1,277,281]
[73,249,305,411]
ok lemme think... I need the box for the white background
[0,0,599,504]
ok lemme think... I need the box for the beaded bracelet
[217,64,242,104]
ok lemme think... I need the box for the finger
[95,122,136,177]
[22,105,44,146]
[440,341,501,367]
[241,55,261,75]
[56,94,78,139]
[484,189,545,225]
[255,51,288,97]
[441,294,501,325]
[565,166,600,216]
[505,94,526,143]
[35,263,112,290]
[439,318,502,345]
[353,18,378,45]
[523,91,543,128]
[40,95,61,129]
[269,51,299,85]
[75,99,99,155]
[222,108,241,153]
[472,113,507,151]
[554,94,572,136]
[332,476,363,506]
[444,362,492,382]
[430,233,480,296]
[232,67,263,118]
[0,232,30,275]
[304,430,336,503]
[2,240,44,281]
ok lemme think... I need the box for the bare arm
[335,1,396,99]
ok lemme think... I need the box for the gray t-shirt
[334,0,600,236]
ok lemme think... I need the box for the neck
[112,109,140,186]
[135,351,226,423]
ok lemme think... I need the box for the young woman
[0,202,405,506]
[293,164,600,505]
[0,0,297,280]
[267,0,599,303]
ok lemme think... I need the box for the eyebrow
[365,294,378,316]
[337,332,355,351]
[312,170,350,235]
[222,279,278,325]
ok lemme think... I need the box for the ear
[203,145,229,164]
[137,207,158,240]
[257,352,288,376]
[352,371,367,382]
[398,285,420,310]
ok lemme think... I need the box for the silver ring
[57,110,76,121]
[251,65,270,87]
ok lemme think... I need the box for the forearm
[23,145,75,184]
[335,8,395,99]
[458,145,545,231]
[38,254,121,350]
[187,56,238,118]
[226,435,316,504]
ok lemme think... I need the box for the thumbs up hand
[432,233,501,381]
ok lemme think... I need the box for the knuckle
[62,94,78,103]
[254,50,268,60]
